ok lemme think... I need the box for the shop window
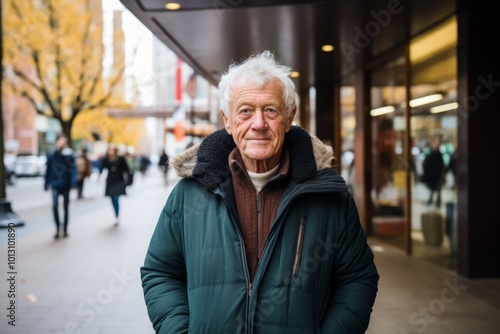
[369,53,407,249]
[410,16,457,269]
[340,74,356,195]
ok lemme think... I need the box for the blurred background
[1,0,217,172]
[0,0,499,333]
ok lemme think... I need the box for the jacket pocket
[292,216,306,279]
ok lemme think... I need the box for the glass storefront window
[369,53,407,249]
[340,75,356,195]
[410,17,457,269]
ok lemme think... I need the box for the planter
[421,211,444,247]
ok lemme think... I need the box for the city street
[1,168,174,334]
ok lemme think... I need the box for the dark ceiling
[118,0,456,91]
[118,0,376,90]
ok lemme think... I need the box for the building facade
[114,0,500,278]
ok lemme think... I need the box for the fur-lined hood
[171,126,336,189]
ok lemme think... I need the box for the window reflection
[370,54,407,249]
[410,17,457,269]
[340,82,356,195]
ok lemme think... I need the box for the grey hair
[218,51,297,119]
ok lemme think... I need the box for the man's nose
[251,110,267,130]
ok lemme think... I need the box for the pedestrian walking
[44,133,77,239]
[124,150,137,186]
[76,147,92,199]
[141,51,378,333]
[99,146,131,226]
[139,154,151,177]
[158,150,169,185]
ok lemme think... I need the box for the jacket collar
[171,126,336,189]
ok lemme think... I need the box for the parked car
[15,155,46,177]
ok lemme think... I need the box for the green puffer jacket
[141,127,378,334]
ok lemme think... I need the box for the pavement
[1,169,499,334]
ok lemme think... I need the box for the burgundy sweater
[229,147,290,281]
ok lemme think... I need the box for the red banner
[175,58,182,104]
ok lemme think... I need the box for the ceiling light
[409,93,444,108]
[370,106,395,117]
[290,71,300,78]
[165,2,181,10]
[430,102,458,113]
[322,45,335,52]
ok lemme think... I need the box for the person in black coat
[158,150,169,185]
[423,140,445,207]
[44,134,77,239]
[99,147,131,226]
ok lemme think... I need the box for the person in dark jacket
[141,51,379,333]
[99,146,131,226]
[76,147,92,199]
[423,139,445,207]
[44,133,77,239]
[158,150,170,185]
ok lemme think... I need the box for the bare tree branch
[46,0,63,114]
[21,91,56,119]
[69,16,91,107]
[31,51,60,118]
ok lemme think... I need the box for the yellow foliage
[2,0,132,144]
[72,108,145,149]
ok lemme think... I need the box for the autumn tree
[1,0,128,146]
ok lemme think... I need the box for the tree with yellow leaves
[2,0,131,146]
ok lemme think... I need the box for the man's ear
[220,110,231,134]
[286,108,297,132]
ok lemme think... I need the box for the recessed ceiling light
[370,106,395,117]
[321,45,334,52]
[430,102,458,113]
[165,2,181,10]
[409,94,444,108]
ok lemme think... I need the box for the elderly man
[141,51,378,333]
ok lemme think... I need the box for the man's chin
[244,150,278,162]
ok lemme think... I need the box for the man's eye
[240,109,251,114]
[265,108,280,118]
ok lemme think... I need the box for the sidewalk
[367,241,500,334]
[1,169,172,334]
[1,169,499,334]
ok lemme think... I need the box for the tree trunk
[61,119,74,148]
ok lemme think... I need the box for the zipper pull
[248,283,252,296]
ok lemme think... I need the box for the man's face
[221,80,296,173]
[55,136,67,150]
[108,148,117,158]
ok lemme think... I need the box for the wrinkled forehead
[230,77,285,99]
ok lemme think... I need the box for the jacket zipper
[292,216,306,279]
[247,193,261,333]
[217,172,340,333]
[245,173,347,332]
[256,192,261,254]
